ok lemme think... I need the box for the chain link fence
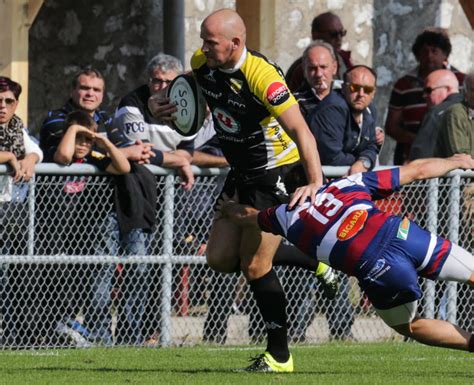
[0,164,472,349]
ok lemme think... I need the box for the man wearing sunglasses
[409,69,461,160]
[286,12,353,92]
[436,73,474,159]
[385,27,465,165]
[308,65,379,175]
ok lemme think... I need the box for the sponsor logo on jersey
[201,87,222,100]
[336,209,368,240]
[273,125,289,150]
[397,217,410,240]
[204,68,216,82]
[229,78,243,94]
[266,82,290,106]
[364,258,391,282]
[213,107,240,134]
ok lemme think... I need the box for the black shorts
[217,164,303,210]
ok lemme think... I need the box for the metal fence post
[27,177,35,256]
[160,174,175,346]
[446,174,461,324]
[423,178,438,319]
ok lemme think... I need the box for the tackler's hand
[288,182,320,209]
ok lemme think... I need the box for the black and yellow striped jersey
[191,48,300,181]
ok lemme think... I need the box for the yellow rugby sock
[315,262,330,276]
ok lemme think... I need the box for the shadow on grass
[1,367,472,379]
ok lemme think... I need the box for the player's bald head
[202,8,246,42]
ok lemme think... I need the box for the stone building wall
[29,0,473,163]
[28,0,163,133]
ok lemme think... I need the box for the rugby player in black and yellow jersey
[149,9,335,372]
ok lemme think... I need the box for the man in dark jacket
[308,65,379,174]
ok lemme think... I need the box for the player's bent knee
[206,251,239,274]
[240,257,272,280]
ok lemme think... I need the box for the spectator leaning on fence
[37,67,153,346]
[52,111,134,346]
[112,53,195,189]
[111,53,195,346]
[53,111,130,174]
[0,76,44,347]
[39,67,153,164]
[0,77,43,182]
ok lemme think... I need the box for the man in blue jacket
[308,64,379,174]
[305,64,379,340]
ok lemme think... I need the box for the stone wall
[372,0,473,163]
[28,0,163,133]
[29,0,473,164]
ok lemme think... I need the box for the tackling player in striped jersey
[218,154,474,353]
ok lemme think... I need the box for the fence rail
[0,164,472,348]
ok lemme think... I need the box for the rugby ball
[166,74,207,136]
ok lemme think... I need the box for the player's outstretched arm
[277,104,324,207]
[399,154,474,186]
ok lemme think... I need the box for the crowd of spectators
[0,9,472,348]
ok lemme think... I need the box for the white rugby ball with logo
[166,74,207,137]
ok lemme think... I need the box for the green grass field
[0,342,473,385]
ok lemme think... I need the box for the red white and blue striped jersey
[258,168,451,279]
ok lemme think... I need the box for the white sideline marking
[5,351,61,356]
